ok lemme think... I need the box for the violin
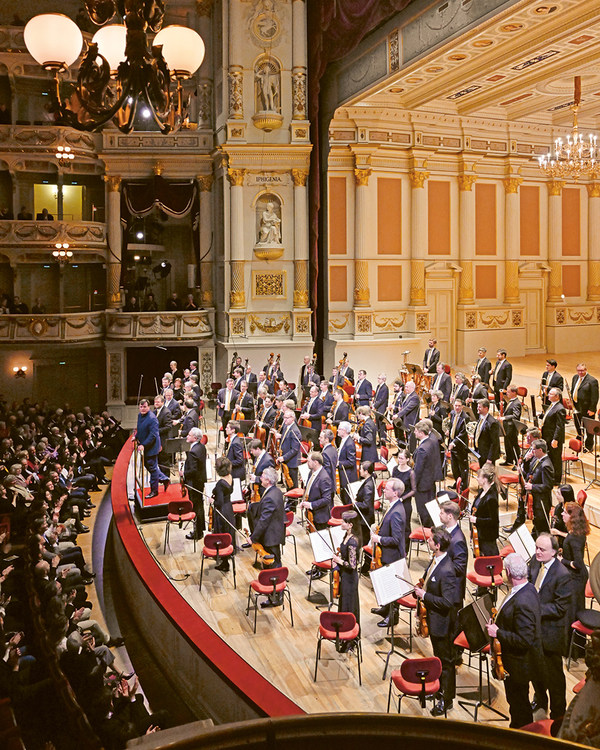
[526,472,534,520]
[251,482,260,503]
[471,505,481,558]
[490,605,509,680]
[333,546,341,598]
[243,528,275,567]
[370,524,382,570]
[178,464,187,498]
[277,443,294,490]
[416,577,429,638]
[208,504,214,532]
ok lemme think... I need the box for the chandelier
[23,1,205,134]
[538,76,599,181]
[53,243,73,264]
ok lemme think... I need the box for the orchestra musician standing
[299,452,333,540]
[473,399,501,466]
[353,370,373,408]
[299,384,324,431]
[248,439,275,498]
[474,347,491,385]
[449,372,470,404]
[397,380,421,451]
[540,359,564,409]
[251,467,285,601]
[423,338,440,374]
[388,379,405,444]
[523,439,554,537]
[210,457,236,570]
[355,406,378,463]
[500,385,522,469]
[447,399,469,491]
[413,420,444,527]
[559,502,590,652]
[466,373,488,408]
[337,421,358,503]
[438,500,468,605]
[318,381,334,412]
[491,349,512,408]
[339,357,354,384]
[217,378,240,431]
[331,511,362,635]
[540,387,566,485]
[183,427,207,541]
[470,463,500,556]
[319,430,338,492]
[276,411,302,489]
[570,363,599,451]
[428,391,447,439]
[392,448,416,552]
[326,388,350,431]
[373,373,389,446]
[235,380,255,420]
[354,461,376,573]
[430,363,452,403]
[224,421,246,481]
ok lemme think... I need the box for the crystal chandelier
[538,76,599,181]
[23,1,205,134]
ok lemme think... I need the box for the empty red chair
[163,499,196,553]
[562,438,585,482]
[387,657,442,714]
[467,555,503,592]
[245,567,293,633]
[199,533,236,590]
[328,503,352,526]
[314,611,361,685]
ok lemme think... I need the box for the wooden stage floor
[137,349,600,723]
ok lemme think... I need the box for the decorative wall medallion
[388,31,400,73]
[416,312,429,332]
[556,308,566,325]
[231,316,246,336]
[465,312,477,329]
[569,309,594,325]
[373,314,406,331]
[254,271,286,298]
[249,314,290,334]
[511,310,522,327]
[356,314,372,334]
[295,316,310,334]
[479,312,509,329]
[251,1,281,46]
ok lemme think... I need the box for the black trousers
[504,429,519,465]
[504,676,533,728]
[264,543,281,568]
[574,410,595,451]
[430,632,456,702]
[532,649,566,719]
[188,483,205,538]
[450,448,468,488]
[532,495,551,537]
[547,444,563,485]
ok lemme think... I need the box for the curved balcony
[0,313,104,343]
[0,124,101,157]
[106,310,214,341]
[0,220,107,249]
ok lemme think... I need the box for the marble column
[197,174,214,307]
[457,174,476,305]
[291,168,309,308]
[291,0,307,120]
[105,175,122,309]
[503,177,522,304]
[228,168,246,308]
[228,1,244,120]
[353,167,372,307]
[195,0,213,129]
[547,180,564,301]
[587,183,600,301]
[409,169,429,306]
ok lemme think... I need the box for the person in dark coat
[486,553,542,729]
[135,399,169,498]
[184,427,207,540]
[326,388,349,432]
[353,370,373,408]
[331,511,362,636]
[392,448,416,551]
[429,363,452,403]
[438,499,467,603]
[473,399,501,466]
[500,385,522,468]
[541,387,566,485]
[276,412,302,489]
[397,381,420,451]
[447,399,469,490]
[225,421,246,481]
[251,467,285,584]
[529,533,571,719]
[373,373,390,445]
[299,384,324,431]
[211,457,236,570]
[355,461,376,573]
[423,338,440,374]
[319,430,338,493]
[491,349,513,407]
[540,359,564,409]
[337,422,357,503]
[355,406,377,463]
[474,347,492,385]
[470,462,500,556]
[560,502,590,656]
[154,394,173,460]
[299,452,333,534]
[523,439,554,537]
[570,363,599,451]
[413,420,443,527]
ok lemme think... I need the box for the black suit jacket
[430,372,452,402]
[492,360,512,392]
[226,435,246,480]
[448,525,468,601]
[496,582,542,683]
[184,441,207,488]
[414,436,443,493]
[355,475,375,526]
[502,398,522,439]
[423,555,460,637]
[450,383,470,403]
[236,392,255,420]
[330,400,349,426]
[357,418,378,463]
[165,398,182,420]
[180,410,198,438]
[471,485,499,543]
[322,443,338,490]
[398,392,420,427]
[541,370,564,405]
[252,485,285,547]
[354,378,373,406]
[528,454,554,505]
[474,414,501,463]
[378,501,406,563]
[448,412,468,455]
[541,402,566,445]
[528,558,571,654]
[302,396,324,430]
[571,373,599,414]
[306,469,333,524]
[338,438,358,484]
[476,357,492,385]
[155,406,173,444]
[423,348,440,374]
[373,383,389,413]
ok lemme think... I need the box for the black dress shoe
[377,615,399,628]
[162,478,171,490]
[310,570,326,580]
[215,562,230,572]
[371,606,387,616]
[107,636,125,647]
[146,492,159,499]
[242,542,252,549]
[531,700,547,713]
[260,597,282,608]
[431,700,453,716]
[185,532,201,540]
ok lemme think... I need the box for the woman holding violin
[211,457,236,570]
[354,461,376,574]
[560,501,590,655]
[469,462,500,557]
[331,511,362,644]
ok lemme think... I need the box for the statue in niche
[255,57,280,114]
[257,200,281,245]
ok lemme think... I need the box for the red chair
[375,445,389,475]
[467,555,503,593]
[562,438,585,482]
[314,611,362,685]
[520,720,554,737]
[517,386,530,421]
[573,677,586,694]
[585,580,596,609]
[284,511,297,564]
[453,631,496,721]
[408,526,433,565]
[498,472,519,507]
[577,489,587,508]
[163,499,196,553]
[307,559,334,604]
[328,503,353,526]
[245,567,293,633]
[499,543,515,559]
[387,657,442,714]
[567,616,599,669]
[396,593,418,652]
[198,533,236,590]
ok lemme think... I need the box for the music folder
[370,558,413,607]
[425,498,442,527]
[508,524,536,561]
[458,593,494,652]
[309,525,345,564]
[347,479,364,502]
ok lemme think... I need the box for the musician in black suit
[248,439,275,502]
[353,370,373,408]
[473,399,501,465]
[430,363,452,403]
[184,427,207,541]
[570,363,599,451]
[264,358,283,383]
[397,381,420,451]
[217,378,240,430]
[474,347,491,385]
[540,359,564,409]
[388,379,405,444]
[428,391,447,441]
[225,421,246,481]
[318,381,334,412]
[337,422,357,502]
[252,467,286,588]
[423,338,440,374]
[243,364,258,384]
[448,399,469,491]
[541,387,566,485]
[256,394,277,432]
[154,395,173,446]
[414,527,461,715]
[491,349,512,407]
[355,406,378,463]
[178,398,199,438]
[235,380,255,420]
[339,358,354,384]
[529,533,571,719]
[373,373,390,445]
[467,374,488,408]
[413,420,443,527]
[301,363,320,389]
[449,373,470,404]
[257,371,274,394]
[299,452,333,534]
[319,430,338,492]
[500,385,522,468]
[164,389,182,420]
[326,388,349,431]
[370,478,406,628]
[523,439,554,536]
[439,500,467,602]
[299,384,324,431]
[486,553,542,728]
[355,461,376,566]
[276,411,302,488]
[470,463,500,556]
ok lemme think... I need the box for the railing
[0,220,107,248]
[106,310,215,340]
[0,312,104,343]
[0,124,101,155]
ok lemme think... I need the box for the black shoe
[241,542,252,549]
[531,700,547,713]
[185,532,200,540]
[81,577,94,586]
[377,615,398,628]
[261,597,282,608]
[162,478,171,490]
[146,492,159,499]
[86,502,97,509]
[431,700,453,716]
[371,606,387,616]
[310,570,326,580]
[77,526,90,534]
[83,569,96,578]
[107,636,125,647]
[448,483,457,490]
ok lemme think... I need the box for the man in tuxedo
[430,362,452,403]
[474,347,491,385]
[450,373,470,404]
[300,452,333,542]
[529,533,571,719]
[473,399,501,466]
[299,384,324,431]
[353,370,373,408]
[319,430,338,492]
[467,374,488,408]
[154,394,173,444]
[337,421,358,502]
[370,478,406,627]
[217,378,240,431]
[570,363,599,451]
[326,388,349,432]
[491,349,512,408]
[225,421,246,481]
[540,359,564,409]
[248,439,275,500]
[264,358,283,383]
[388,379,405,443]
[486,553,542,728]
[232,367,245,391]
[373,373,390,445]
[256,394,277,433]
[299,354,312,389]
[541,387,566,485]
[257,370,274,395]
[448,399,469,490]
[397,380,420,451]
[500,385,522,468]
[235,379,255,420]
[438,500,467,603]
[318,381,334,412]
[414,527,461,716]
[423,338,440,374]
[523,439,554,536]
[184,427,207,540]
[276,411,302,488]
[413,420,443,527]
[251,467,285,590]
[301,362,320,389]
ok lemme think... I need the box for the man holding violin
[523,439,554,537]
[251,467,285,605]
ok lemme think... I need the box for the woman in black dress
[355,461,375,574]
[550,484,575,538]
[211,456,236,571]
[469,461,499,557]
[392,449,416,550]
[332,510,362,648]
[560,501,589,641]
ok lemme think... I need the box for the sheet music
[205,457,213,481]
[387,456,398,474]
[347,479,364,502]
[437,493,451,504]
[298,462,310,485]
[309,525,346,563]
[425,498,442,527]
[232,478,243,503]
[369,558,413,607]
[508,524,536,561]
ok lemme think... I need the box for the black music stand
[298,424,320,448]
[583,417,600,489]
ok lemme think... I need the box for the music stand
[298,424,320,448]
[165,437,190,455]
[583,417,600,489]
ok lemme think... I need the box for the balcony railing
[0,311,214,343]
[0,220,106,248]
[0,124,101,156]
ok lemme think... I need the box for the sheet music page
[437,493,450,504]
[508,525,535,561]
[387,456,398,473]
[425,499,442,527]
[369,558,413,607]
[205,457,213,481]
[347,480,363,502]
[204,481,217,499]
[232,478,243,502]
[298,462,310,485]
[308,525,347,563]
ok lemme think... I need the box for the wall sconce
[13,366,27,379]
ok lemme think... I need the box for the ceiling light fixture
[23,2,205,134]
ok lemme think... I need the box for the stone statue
[255,65,279,112]
[257,201,281,245]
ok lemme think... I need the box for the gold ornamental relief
[548,180,565,197]
[373,314,406,331]
[354,168,372,187]
[503,177,522,194]
[254,271,286,298]
[587,183,600,199]
[409,170,429,189]
[249,315,290,334]
[479,312,509,329]
[197,174,214,192]
[329,315,350,332]
[105,175,122,192]
[227,169,246,187]
[291,169,309,187]
[457,174,476,192]
[588,260,600,301]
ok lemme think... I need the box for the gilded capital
[227,168,246,187]
[503,177,522,194]
[587,183,600,198]
[291,169,309,187]
[354,168,372,187]
[548,180,565,197]
[409,170,429,189]
[197,174,214,192]
[457,174,476,192]
[105,176,122,192]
